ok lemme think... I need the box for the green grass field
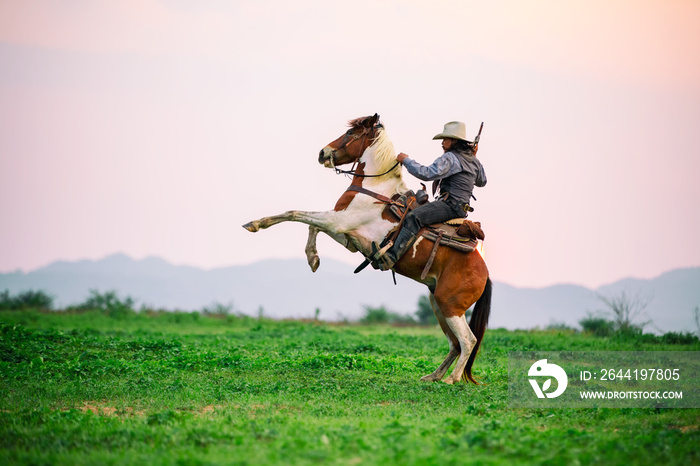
[1,309,698,465]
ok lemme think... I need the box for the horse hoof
[242,221,259,232]
[308,255,320,273]
[442,378,457,385]
[420,374,439,382]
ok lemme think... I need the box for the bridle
[328,124,400,178]
[333,161,400,178]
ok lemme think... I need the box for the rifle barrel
[474,122,484,144]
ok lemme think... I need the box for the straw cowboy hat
[432,121,472,143]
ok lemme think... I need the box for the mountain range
[1,254,698,333]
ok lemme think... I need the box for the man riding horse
[243,114,492,384]
[370,121,487,270]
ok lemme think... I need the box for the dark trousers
[401,200,465,238]
[389,200,465,260]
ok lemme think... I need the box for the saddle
[422,218,485,253]
[415,219,484,279]
[357,189,486,280]
[385,189,429,221]
[384,189,485,253]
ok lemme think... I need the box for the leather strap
[421,230,443,280]
[346,185,395,204]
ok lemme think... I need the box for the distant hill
[1,254,698,332]
[0,254,425,321]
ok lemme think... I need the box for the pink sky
[1,0,699,288]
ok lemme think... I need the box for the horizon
[3,249,698,333]
[1,1,699,289]
[4,251,696,291]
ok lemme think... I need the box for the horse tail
[463,277,492,384]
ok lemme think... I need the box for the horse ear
[366,113,379,127]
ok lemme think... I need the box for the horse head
[318,113,382,168]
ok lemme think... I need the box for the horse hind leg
[420,294,460,382]
[442,313,477,385]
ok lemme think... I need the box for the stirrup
[372,241,393,261]
[372,241,395,270]
[354,241,393,274]
[369,242,398,271]
[381,234,418,271]
[376,255,397,271]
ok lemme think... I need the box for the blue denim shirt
[402,151,486,202]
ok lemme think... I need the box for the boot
[375,229,418,271]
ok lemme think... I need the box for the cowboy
[374,121,487,270]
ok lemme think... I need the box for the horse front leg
[243,210,338,233]
[304,227,358,272]
[305,226,321,272]
[244,209,367,271]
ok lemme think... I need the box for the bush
[0,290,9,310]
[201,302,233,317]
[614,324,645,338]
[359,305,415,325]
[597,290,652,334]
[360,306,391,324]
[660,332,699,345]
[546,321,577,332]
[71,289,136,318]
[0,289,54,310]
[415,295,437,325]
[579,314,614,337]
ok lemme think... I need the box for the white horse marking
[411,236,424,258]
[420,294,459,382]
[442,315,477,384]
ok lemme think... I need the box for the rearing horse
[243,114,491,384]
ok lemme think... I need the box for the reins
[333,161,400,178]
[330,122,405,209]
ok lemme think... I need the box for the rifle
[473,122,484,154]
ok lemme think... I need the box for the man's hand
[396,152,409,164]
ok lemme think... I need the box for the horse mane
[347,117,366,128]
[347,117,404,190]
[369,127,399,177]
